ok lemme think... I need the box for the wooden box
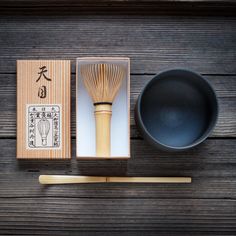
[76,57,130,159]
[17,60,71,159]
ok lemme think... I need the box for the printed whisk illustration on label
[38,117,50,146]
[27,105,61,149]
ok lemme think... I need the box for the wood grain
[0,74,234,138]
[0,139,235,199]
[17,60,71,159]
[0,6,235,236]
[0,0,236,16]
[0,16,235,74]
[0,197,235,235]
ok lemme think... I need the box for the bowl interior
[140,70,218,148]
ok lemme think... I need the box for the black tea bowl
[135,69,218,151]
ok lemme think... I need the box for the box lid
[17,60,71,159]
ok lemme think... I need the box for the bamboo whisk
[81,63,126,157]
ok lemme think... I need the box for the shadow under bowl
[135,69,218,151]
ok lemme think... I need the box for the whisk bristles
[80,63,126,104]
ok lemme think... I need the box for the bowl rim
[136,68,219,150]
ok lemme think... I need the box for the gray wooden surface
[0,1,236,235]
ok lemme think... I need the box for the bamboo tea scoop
[80,63,126,157]
[39,175,191,184]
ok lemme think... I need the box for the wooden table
[0,1,235,235]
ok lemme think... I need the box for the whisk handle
[94,104,112,157]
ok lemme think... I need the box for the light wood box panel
[17,60,71,159]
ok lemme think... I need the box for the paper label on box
[26,104,62,149]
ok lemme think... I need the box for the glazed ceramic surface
[135,69,218,151]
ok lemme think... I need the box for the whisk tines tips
[80,63,126,104]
